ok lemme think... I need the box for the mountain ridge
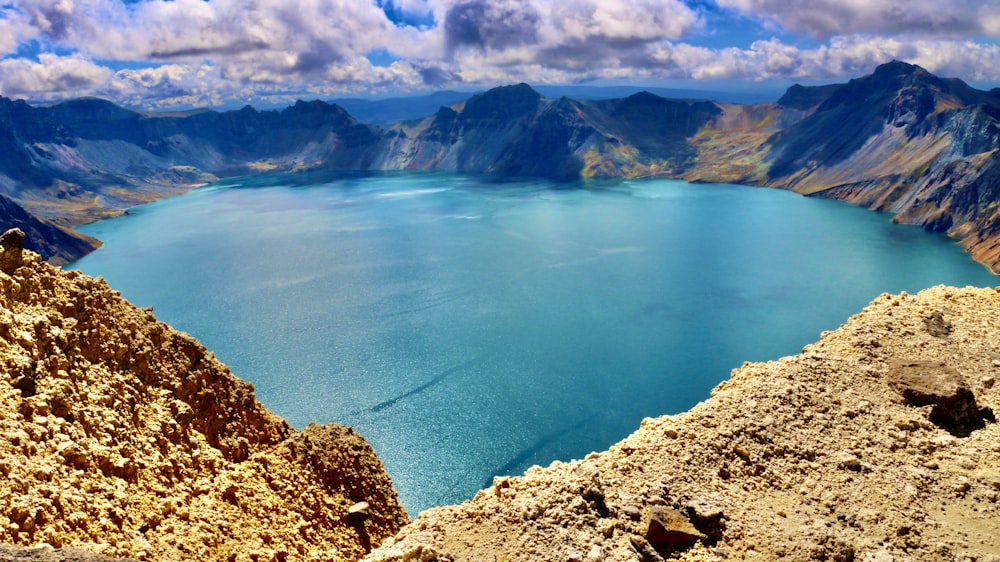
[4,61,1000,272]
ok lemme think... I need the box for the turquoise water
[73,172,997,514]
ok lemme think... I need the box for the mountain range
[2,60,1000,271]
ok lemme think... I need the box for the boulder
[922,311,952,337]
[643,507,705,553]
[888,361,990,436]
[0,228,25,273]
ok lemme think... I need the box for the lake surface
[72,172,997,514]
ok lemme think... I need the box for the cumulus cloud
[715,0,1000,40]
[13,0,700,92]
[104,64,220,108]
[1,0,1000,107]
[432,0,703,77]
[0,7,38,56]
[440,0,700,59]
[444,0,542,54]
[13,0,407,80]
[641,36,1000,83]
[546,0,700,44]
[0,53,112,98]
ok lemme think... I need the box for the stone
[685,494,725,542]
[349,501,371,515]
[686,494,724,521]
[888,361,987,437]
[348,501,371,525]
[621,506,642,520]
[836,453,863,472]
[0,228,25,274]
[643,507,705,553]
[628,536,665,562]
[922,311,952,337]
[584,545,605,562]
[0,228,26,250]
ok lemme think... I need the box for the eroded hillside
[0,230,408,561]
[365,285,1000,562]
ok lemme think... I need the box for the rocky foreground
[365,286,1000,562]
[0,231,408,562]
[2,225,1000,562]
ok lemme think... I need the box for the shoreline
[65,172,999,516]
[365,285,1000,561]
[57,171,1000,276]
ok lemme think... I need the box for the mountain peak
[478,83,542,103]
[461,83,542,121]
[777,83,841,109]
[872,60,925,77]
[622,91,666,105]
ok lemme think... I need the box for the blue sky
[1,0,999,108]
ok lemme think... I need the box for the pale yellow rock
[0,250,408,561]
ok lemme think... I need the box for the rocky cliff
[363,285,1000,562]
[0,231,408,561]
[376,84,723,179]
[750,61,1000,277]
[0,197,98,266]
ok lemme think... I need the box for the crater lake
[72,172,998,514]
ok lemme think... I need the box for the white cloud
[0,7,38,56]
[436,0,700,59]
[546,0,700,44]
[105,63,220,108]
[0,53,112,98]
[2,0,1000,107]
[14,0,407,74]
[715,0,1000,40]
[638,36,1000,83]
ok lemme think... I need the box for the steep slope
[0,98,384,227]
[746,61,1000,273]
[579,92,722,177]
[764,60,987,187]
[380,85,723,179]
[0,232,408,561]
[365,285,1000,562]
[380,84,593,178]
[0,195,99,264]
[661,61,1000,273]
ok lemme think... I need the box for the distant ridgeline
[2,60,1000,270]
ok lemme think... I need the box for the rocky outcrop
[364,285,1000,562]
[0,234,408,561]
